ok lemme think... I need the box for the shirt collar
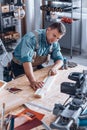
[43,29,51,47]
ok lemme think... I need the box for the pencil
[1,103,5,130]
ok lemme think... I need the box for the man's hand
[48,60,63,75]
[30,81,44,90]
[48,68,58,76]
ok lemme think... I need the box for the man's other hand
[30,81,44,90]
[48,68,58,76]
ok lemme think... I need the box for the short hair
[48,22,66,35]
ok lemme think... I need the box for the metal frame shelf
[41,0,82,58]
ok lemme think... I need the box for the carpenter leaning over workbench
[11,22,66,90]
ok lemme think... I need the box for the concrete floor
[0,51,87,81]
[63,52,87,67]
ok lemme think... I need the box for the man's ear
[47,27,51,31]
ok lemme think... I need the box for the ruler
[24,102,52,112]
[34,75,57,98]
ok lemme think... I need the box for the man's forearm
[49,60,63,75]
[52,60,63,70]
[23,62,44,90]
[23,62,36,83]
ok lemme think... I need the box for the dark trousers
[11,60,44,78]
[11,60,25,78]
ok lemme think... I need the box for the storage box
[9,4,14,12]
[12,32,20,40]
[1,5,9,13]
[4,34,12,40]
[12,18,18,26]
[3,16,12,28]
[6,31,20,40]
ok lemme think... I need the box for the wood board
[34,74,58,98]
[0,66,51,115]
[0,64,87,118]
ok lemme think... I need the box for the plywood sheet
[34,74,58,98]
[0,64,87,117]
[0,66,51,115]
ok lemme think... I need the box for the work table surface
[0,64,87,129]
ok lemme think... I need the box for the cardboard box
[12,32,20,40]
[1,5,9,13]
[6,31,20,40]
[3,16,12,28]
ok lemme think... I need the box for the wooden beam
[34,75,57,98]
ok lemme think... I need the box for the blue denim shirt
[13,29,63,64]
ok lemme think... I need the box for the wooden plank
[0,91,25,115]
[0,64,87,117]
[34,74,58,98]
[0,66,52,115]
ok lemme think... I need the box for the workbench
[0,64,87,129]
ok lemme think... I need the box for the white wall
[0,0,4,3]
[34,0,42,30]
[81,8,87,53]
[25,0,34,32]
[25,0,42,33]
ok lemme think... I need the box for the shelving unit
[0,3,20,53]
[41,0,82,58]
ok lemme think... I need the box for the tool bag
[3,62,14,82]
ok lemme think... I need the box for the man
[11,22,66,90]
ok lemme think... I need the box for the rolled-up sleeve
[21,33,36,63]
[51,42,63,62]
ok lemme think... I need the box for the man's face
[46,27,62,44]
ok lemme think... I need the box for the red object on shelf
[61,17,73,24]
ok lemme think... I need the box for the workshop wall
[82,0,87,7]
[0,0,4,3]
[25,0,42,33]
[82,0,87,53]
